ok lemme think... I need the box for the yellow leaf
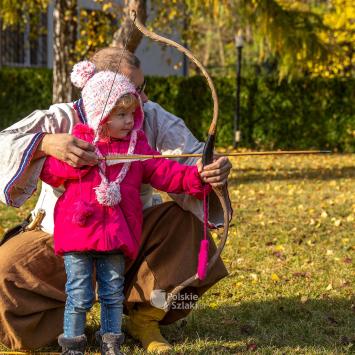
[334,219,341,227]
[275,245,285,252]
[250,273,258,281]
[321,211,328,219]
[102,3,112,12]
[271,273,280,282]
[209,302,218,309]
[326,284,333,291]
[300,296,308,304]
[346,215,354,222]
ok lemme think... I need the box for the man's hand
[197,156,232,187]
[36,133,98,167]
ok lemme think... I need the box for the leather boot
[126,304,172,354]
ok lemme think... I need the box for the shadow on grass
[1,297,353,354]
[230,165,355,185]
[162,297,354,353]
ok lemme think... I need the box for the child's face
[105,106,135,139]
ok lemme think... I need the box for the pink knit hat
[71,60,143,133]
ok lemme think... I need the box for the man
[0,47,232,353]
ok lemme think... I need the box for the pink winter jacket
[40,124,209,259]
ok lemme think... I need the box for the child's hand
[196,157,232,187]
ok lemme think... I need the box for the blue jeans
[63,253,125,337]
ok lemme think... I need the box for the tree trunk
[52,0,77,103]
[111,0,147,52]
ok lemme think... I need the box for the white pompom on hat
[71,60,96,89]
[70,60,144,134]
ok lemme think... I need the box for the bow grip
[202,134,215,167]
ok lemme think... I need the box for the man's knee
[0,243,17,294]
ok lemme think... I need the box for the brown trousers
[0,202,228,350]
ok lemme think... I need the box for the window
[0,13,48,68]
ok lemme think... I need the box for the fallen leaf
[274,245,285,252]
[271,273,280,282]
[334,219,341,227]
[321,211,328,219]
[300,296,308,304]
[250,273,258,281]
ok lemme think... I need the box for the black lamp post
[233,30,243,149]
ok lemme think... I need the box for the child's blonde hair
[114,93,139,113]
[99,93,139,140]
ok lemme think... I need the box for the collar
[73,98,87,124]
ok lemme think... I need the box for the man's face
[120,64,148,103]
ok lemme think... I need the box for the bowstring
[94,11,137,143]
[94,11,137,185]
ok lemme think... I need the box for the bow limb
[129,7,232,306]
[129,9,218,135]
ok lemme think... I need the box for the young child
[40,61,210,355]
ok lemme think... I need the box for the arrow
[100,150,331,165]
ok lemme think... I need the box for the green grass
[0,153,354,354]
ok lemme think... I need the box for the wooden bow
[128,5,233,306]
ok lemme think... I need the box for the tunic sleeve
[0,104,77,207]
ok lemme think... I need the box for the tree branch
[111,0,147,52]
